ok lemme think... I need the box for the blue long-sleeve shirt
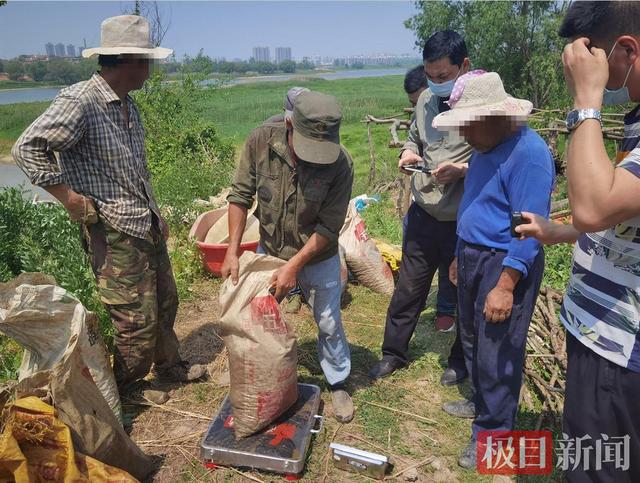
[456,127,555,278]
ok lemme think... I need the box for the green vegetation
[0,80,61,90]
[2,58,97,84]
[0,188,111,380]
[407,1,569,108]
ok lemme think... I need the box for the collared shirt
[227,123,354,264]
[456,127,555,278]
[12,73,160,239]
[402,88,473,221]
[561,106,640,372]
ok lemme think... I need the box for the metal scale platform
[200,383,323,478]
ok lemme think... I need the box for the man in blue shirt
[432,71,555,469]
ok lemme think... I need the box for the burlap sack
[0,273,154,481]
[0,273,121,422]
[339,202,395,295]
[218,252,298,438]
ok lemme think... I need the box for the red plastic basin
[189,208,259,277]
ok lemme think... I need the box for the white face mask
[603,42,633,106]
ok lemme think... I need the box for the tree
[255,62,276,74]
[5,60,24,81]
[27,61,48,82]
[405,0,569,108]
[279,60,296,74]
[0,59,4,73]
[44,58,80,84]
[298,58,315,71]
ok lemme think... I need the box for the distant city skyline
[0,1,419,61]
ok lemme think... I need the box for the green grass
[0,80,60,90]
[0,101,49,155]
[0,77,408,195]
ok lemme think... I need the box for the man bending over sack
[222,91,355,423]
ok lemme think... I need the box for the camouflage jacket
[228,123,354,264]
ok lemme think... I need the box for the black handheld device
[510,211,524,238]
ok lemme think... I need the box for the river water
[0,67,406,105]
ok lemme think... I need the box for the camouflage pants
[82,219,181,389]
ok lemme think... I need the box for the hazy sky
[0,1,421,60]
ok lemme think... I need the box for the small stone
[429,458,444,471]
[403,467,419,481]
[142,389,169,405]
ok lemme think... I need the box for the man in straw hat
[222,91,356,423]
[13,15,207,403]
[432,71,555,469]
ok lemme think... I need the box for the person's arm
[12,95,94,221]
[399,114,424,173]
[562,37,640,232]
[221,131,258,283]
[484,147,554,323]
[431,162,468,184]
[516,212,581,245]
[269,232,331,301]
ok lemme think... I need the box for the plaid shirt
[12,73,160,239]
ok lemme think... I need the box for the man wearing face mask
[513,2,640,481]
[369,31,473,390]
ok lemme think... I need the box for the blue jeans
[402,209,457,316]
[257,246,351,386]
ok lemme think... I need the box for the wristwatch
[566,108,602,131]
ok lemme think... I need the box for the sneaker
[331,389,354,423]
[443,399,476,419]
[435,313,455,332]
[154,360,208,383]
[368,358,406,381]
[458,439,477,469]
[440,366,468,386]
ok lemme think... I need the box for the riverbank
[0,80,62,91]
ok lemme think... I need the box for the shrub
[134,73,236,226]
[0,188,111,381]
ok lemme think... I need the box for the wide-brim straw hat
[82,15,173,59]
[432,71,533,130]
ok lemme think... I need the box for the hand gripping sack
[338,202,395,295]
[218,252,298,437]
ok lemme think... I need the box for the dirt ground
[126,277,533,483]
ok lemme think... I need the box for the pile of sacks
[0,273,154,481]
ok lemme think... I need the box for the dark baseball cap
[292,91,342,165]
